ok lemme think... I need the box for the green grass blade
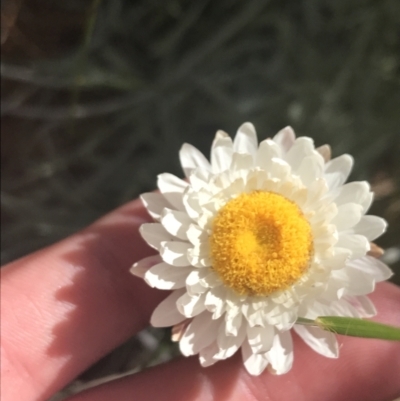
[315,316,400,341]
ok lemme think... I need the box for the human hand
[1,198,400,401]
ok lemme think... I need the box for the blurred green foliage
[1,0,400,396]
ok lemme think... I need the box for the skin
[1,198,400,401]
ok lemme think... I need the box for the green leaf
[315,316,400,341]
[296,317,316,325]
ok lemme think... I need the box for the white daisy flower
[131,123,392,376]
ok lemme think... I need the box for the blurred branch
[162,0,270,83]
[1,62,141,90]
[3,92,153,119]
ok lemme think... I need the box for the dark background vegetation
[2,0,400,398]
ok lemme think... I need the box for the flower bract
[131,123,392,375]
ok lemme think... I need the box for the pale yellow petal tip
[281,125,296,137]
[215,129,229,139]
[239,122,256,132]
[130,263,145,278]
[316,144,332,162]
[283,125,294,131]
[179,142,190,152]
[171,320,191,342]
[368,242,385,258]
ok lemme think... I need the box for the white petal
[145,262,191,290]
[230,152,254,172]
[150,289,186,327]
[161,209,193,240]
[361,192,374,213]
[269,290,295,305]
[356,295,376,317]
[347,256,393,282]
[157,173,188,210]
[256,139,281,170]
[312,223,336,251]
[316,144,331,162]
[297,154,324,186]
[189,168,210,191]
[308,201,337,226]
[215,322,246,359]
[269,158,291,180]
[199,271,222,289]
[130,255,162,278]
[275,291,299,308]
[182,191,202,220]
[266,331,294,375]
[245,308,266,327]
[285,137,315,171]
[186,269,208,296]
[329,299,361,317]
[225,306,242,336]
[319,278,345,301]
[324,172,344,190]
[160,241,191,266]
[332,266,375,296]
[205,286,227,319]
[356,295,377,317]
[187,243,211,268]
[320,251,350,270]
[300,301,331,319]
[233,122,258,156]
[140,223,173,250]
[350,216,387,241]
[179,312,220,356]
[345,295,377,318]
[336,234,370,259]
[273,126,296,153]
[211,170,232,192]
[267,309,297,331]
[212,147,233,174]
[324,154,353,188]
[186,223,207,246]
[199,341,220,367]
[330,181,370,208]
[179,143,210,178]
[218,176,246,200]
[177,293,206,318]
[332,203,363,231]
[294,325,338,358]
[211,131,233,174]
[140,192,171,220]
[241,340,269,376]
[247,325,274,354]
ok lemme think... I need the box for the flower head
[131,123,392,375]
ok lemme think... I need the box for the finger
[1,198,165,401]
[67,282,400,401]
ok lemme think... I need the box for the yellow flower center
[209,191,313,296]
